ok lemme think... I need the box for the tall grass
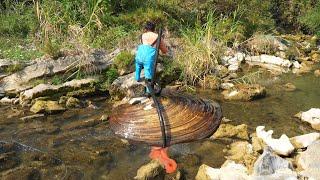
[176,12,244,86]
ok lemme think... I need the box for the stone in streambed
[224,141,258,173]
[66,97,81,108]
[251,133,266,153]
[283,83,296,92]
[134,160,165,180]
[61,118,101,131]
[314,69,320,77]
[297,140,320,170]
[211,124,249,140]
[30,100,65,114]
[256,126,294,156]
[299,108,320,131]
[195,160,249,180]
[253,147,294,175]
[222,84,266,101]
[290,133,320,149]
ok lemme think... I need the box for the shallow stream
[0,69,319,179]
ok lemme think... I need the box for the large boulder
[222,84,266,101]
[221,52,246,72]
[211,124,249,140]
[290,133,320,149]
[298,108,320,131]
[195,161,249,180]
[110,64,163,99]
[246,35,288,55]
[252,147,296,179]
[256,126,294,156]
[224,141,258,173]
[19,78,97,105]
[297,140,320,170]
[0,49,118,95]
[30,100,65,114]
[134,160,165,180]
[297,140,320,179]
[245,55,292,68]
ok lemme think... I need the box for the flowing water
[0,69,319,179]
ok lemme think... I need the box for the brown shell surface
[109,92,222,146]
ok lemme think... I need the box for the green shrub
[299,3,320,36]
[104,67,119,87]
[113,50,134,71]
[5,63,22,74]
[51,75,64,85]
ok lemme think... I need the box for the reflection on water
[0,70,319,179]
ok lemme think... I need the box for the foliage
[113,50,134,70]
[299,2,320,36]
[0,37,43,61]
[51,75,64,85]
[4,63,23,74]
[176,13,240,85]
[101,67,119,89]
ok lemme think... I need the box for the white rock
[221,83,235,90]
[256,126,294,156]
[290,133,320,149]
[245,55,292,68]
[0,97,19,105]
[293,61,301,69]
[196,161,249,180]
[300,108,320,130]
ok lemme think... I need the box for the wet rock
[290,133,320,149]
[299,108,320,131]
[0,49,117,95]
[30,100,65,114]
[0,88,4,98]
[251,133,266,153]
[293,62,313,74]
[246,35,288,54]
[20,78,97,105]
[20,114,45,122]
[195,160,249,180]
[253,147,294,177]
[314,69,320,77]
[134,160,165,180]
[222,84,266,101]
[292,61,301,69]
[100,114,109,121]
[110,65,163,99]
[59,96,68,105]
[62,118,101,131]
[66,97,81,108]
[212,124,249,140]
[222,52,246,72]
[224,141,258,172]
[297,140,320,170]
[0,152,20,171]
[245,55,292,68]
[300,169,320,180]
[311,51,320,62]
[283,83,296,92]
[256,126,294,156]
[0,97,19,105]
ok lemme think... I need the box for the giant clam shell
[109,92,222,146]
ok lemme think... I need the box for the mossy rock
[30,100,65,114]
[66,97,81,108]
[66,88,97,98]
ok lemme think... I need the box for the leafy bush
[176,13,242,85]
[113,50,134,70]
[299,3,320,36]
[105,67,119,86]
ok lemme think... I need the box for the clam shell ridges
[110,92,222,146]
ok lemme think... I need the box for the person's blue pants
[135,45,156,93]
